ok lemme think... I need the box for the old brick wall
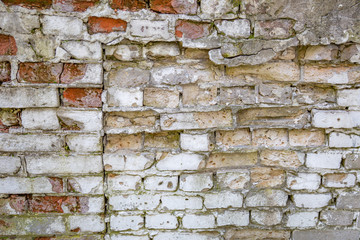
[0,0,360,239]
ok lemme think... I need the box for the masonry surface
[0,0,360,239]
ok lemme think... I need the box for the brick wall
[0,0,360,239]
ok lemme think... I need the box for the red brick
[29,196,80,213]
[2,0,52,9]
[150,0,197,14]
[53,0,100,12]
[0,195,26,214]
[48,177,64,193]
[18,62,63,83]
[110,0,146,11]
[175,20,211,39]
[0,62,11,83]
[0,34,17,56]
[60,63,87,84]
[88,17,127,34]
[63,88,102,108]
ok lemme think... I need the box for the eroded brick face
[150,0,197,14]
[175,20,211,39]
[18,63,63,83]
[0,62,11,83]
[62,88,102,108]
[88,17,127,34]
[110,0,147,11]
[53,0,100,12]
[2,0,52,9]
[0,34,17,55]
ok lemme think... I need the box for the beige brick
[293,85,336,105]
[225,229,290,240]
[144,132,179,149]
[216,129,251,149]
[323,173,356,188]
[144,88,179,108]
[182,84,217,106]
[105,111,157,133]
[289,129,325,146]
[260,150,303,168]
[253,129,288,147]
[250,167,285,188]
[219,87,256,105]
[303,65,360,84]
[105,134,143,152]
[207,152,257,169]
[226,62,300,82]
[304,45,338,61]
[217,170,250,189]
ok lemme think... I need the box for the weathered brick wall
[0,0,360,239]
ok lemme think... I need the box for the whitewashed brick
[42,16,83,37]
[145,213,178,229]
[87,196,105,213]
[200,0,238,18]
[0,177,58,194]
[110,215,144,231]
[160,195,203,210]
[287,212,318,228]
[73,64,103,84]
[306,152,343,169]
[215,19,251,38]
[312,110,360,128]
[329,132,360,148]
[67,176,104,194]
[144,176,178,191]
[144,43,180,58]
[107,88,143,107]
[180,173,213,192]
[21,109,60,130]
[109,235,149,240]
[130,20,169,40]
[217,211,249,226]
[251,210,283,226]
[66,134,102,152]
[0,134,62,152]
[245,190,288,207]
[0,12,40,34]
[151,67,214,85]
[287,173,321,190]
[293,194,332,208]
[337,89,360,106]
[320,210,355,226]
[0,88,59,108]
[104,153,154,171]
[180,134,210,151]
[106,45,141,61]
[0,156,21,174]
[154,232,220,240]
[109,194,160,211]
[323,173,356,188]
[69,215,105,233]
[204,192,243,208]
[62,41,102,60]
[107,175,141,191]
[26,155,102,175]
[182,214,215,229]
[57,109,102,132]
[156,153,204,170]
[217,170,250,189]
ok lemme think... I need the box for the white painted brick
[109,194,160,211]
[0,177,58,194]
[62,41,102,60]
[109,235,149,240]
[293,194,332,208]
[66,134,102,152]
[144,176,178,191]
[215,19,251,38]
[0,134,62,152]
[144,43,180,57]
[204,192,243,208]
[26,155,102,175]
[287,212,318,228]
[245,190,288,207]
[306,152,343,169]
[67,176,104,194]
[337,89,360,106]
[323,173,356,188]
[156,153,204,170]
[130,20,169,40]
[73,64,103,84]
[145,213,178,229]
[180,173,213,192]
[86,196,105,213]
[110,215,144,231]
[106,45,141,61]
[287,173,321,190]
[69,215,105,232]
[160,195,203,210]
[0,156,21,174]
[57,109,102,132]
[312,110,360,128]
[180,134,210,151]
[21,108,60,130]
[182,214,215,229]
[107,175,141,191]
[154,232,220,240]
[42,16,84,37]
[251,210,283,226]
[151,67,214,85]
[217,170,250,189]
[217,210,249,226]
[0,88,59,108]
[107,88,143,107]
[0,12,40,34]
[104,153,154,171]
[329,132,360,148]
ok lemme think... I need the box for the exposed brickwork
[175,20,211,39]
[62,88,102,108]
[88,17,127,34]
[18,63,63,83]
[2,0,52,9]
[53,0,100,12]
[110,0,146,11]
[0,34,17,55]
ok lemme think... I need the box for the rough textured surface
[0,0,360,238]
